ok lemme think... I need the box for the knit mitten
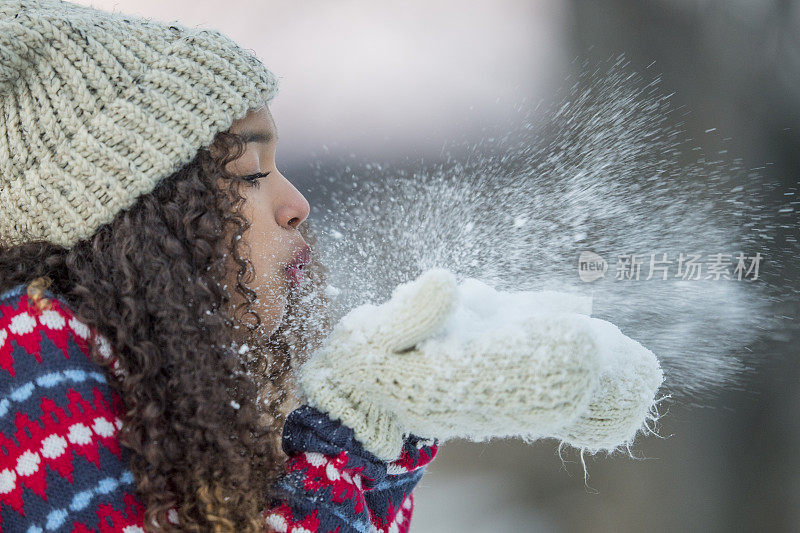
[297,268,664,462]
[553,317,667,452]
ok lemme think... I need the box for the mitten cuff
[299,360,407,462]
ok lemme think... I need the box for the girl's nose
[275,176,311,230]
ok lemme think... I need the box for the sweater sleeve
[0,287,147,532]
[263,405,438,533]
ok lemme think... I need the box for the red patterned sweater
[0,283,437,532]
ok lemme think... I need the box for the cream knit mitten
[297,268,664,462]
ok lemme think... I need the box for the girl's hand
[297,268,459,461]
[297,268,663,461]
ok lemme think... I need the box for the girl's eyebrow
[239,130,277,144]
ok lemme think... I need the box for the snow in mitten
[298,268,664,461]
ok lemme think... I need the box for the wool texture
[298,268,665,462]
[0,0,279,248]
[266,405,437,533]
[0,284,434,532]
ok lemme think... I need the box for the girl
[0,1,664,531]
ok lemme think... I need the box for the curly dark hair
[0,130,330,532]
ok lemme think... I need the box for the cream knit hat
[0,0,279,248]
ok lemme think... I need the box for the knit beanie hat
[0,0,279,248]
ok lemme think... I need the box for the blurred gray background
[79,1,800,531]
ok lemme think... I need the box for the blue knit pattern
[0,284,437,532]
[266,405,438,532]
[0,284,145,531]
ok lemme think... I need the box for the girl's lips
[285,245,311,287]
[286,265,305,286]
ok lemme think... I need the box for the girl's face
[217,105,311,340]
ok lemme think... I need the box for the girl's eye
[240,171,270,185]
